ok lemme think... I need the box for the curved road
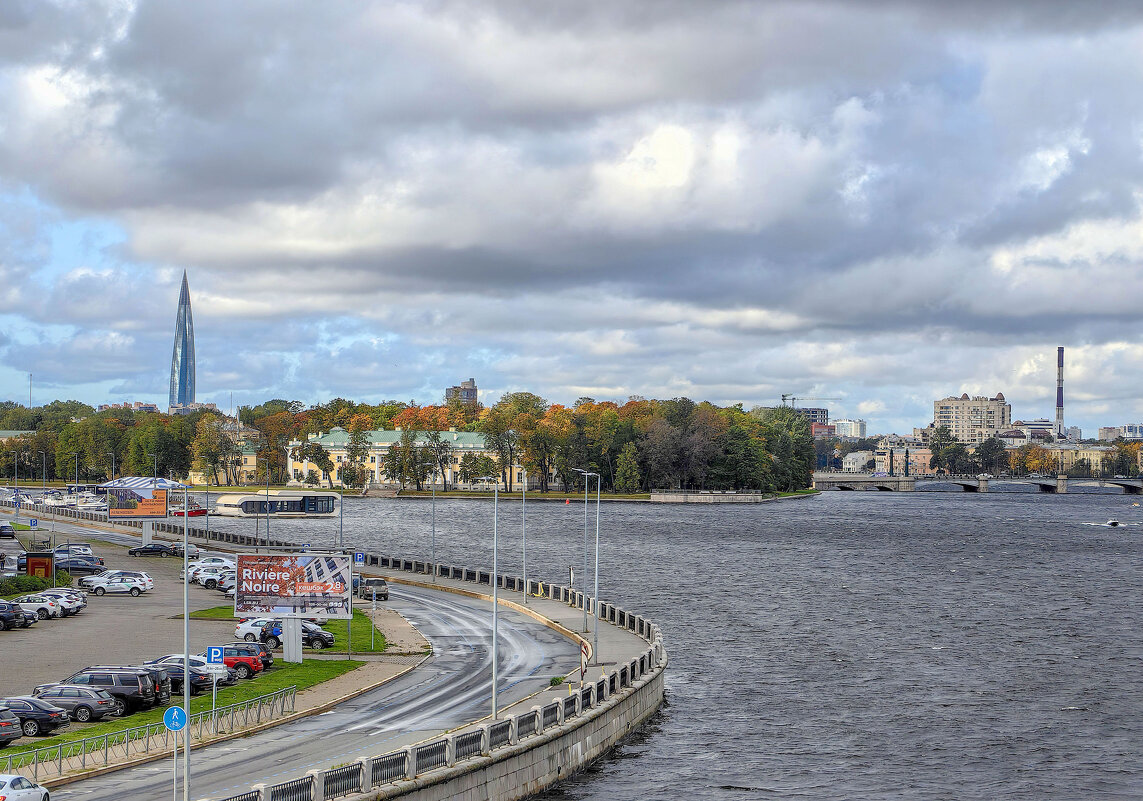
[53,583,580,801]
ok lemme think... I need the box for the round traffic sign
[163,706,188,732]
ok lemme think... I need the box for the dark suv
[260,620,335,650]
[32,685,121,722]
[36,668,158,713]
[0,601,25,631]
[0,706,21,747]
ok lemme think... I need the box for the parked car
[356,578,389,601]
[260,620,335,651]
[0,522,15,539]
[30,590,83,616]
[170,542,200,559]
[216,574,237,593]
[223,641,274,670]
[9,595,63,620]
[128,543,174,558]
[31,685,121,722]
[0,708,21,748]
[0,601,25,631]
[193,556,234,569]
[200,645,264,679]
[85,576,148,597]
[53,555,106,575]
[39,588,87,613]
[234,618,275,642]
[53,543,93,557]
[0,773,51,799]
[154,663,214,695]
[79,569,151,590]
[0,697,69,737]
[150,654,234,685]
[35,668,157,714]
[192,566,229,589]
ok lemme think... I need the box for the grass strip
[187,606,387,653]
[4,659,362,756]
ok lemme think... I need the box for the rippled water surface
[204,491,1143,799]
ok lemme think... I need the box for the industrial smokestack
[1055,346,1065,438]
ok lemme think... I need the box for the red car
[202,647,264,680]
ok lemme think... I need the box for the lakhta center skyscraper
[168,271,196,410]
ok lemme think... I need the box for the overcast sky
[2,0,1143,435]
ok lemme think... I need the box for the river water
[203,490,1143,799]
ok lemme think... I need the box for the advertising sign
[109,488,169,519]
[24,552,54,580]
[234,553,351,619]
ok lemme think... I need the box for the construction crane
[780,394,840,408]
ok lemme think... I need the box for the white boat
[212,490,338,518]
[1106,519,1120,527]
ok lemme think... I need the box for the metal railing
[324,762,363,797]
[268,775,312,801]
[0,685,296,781]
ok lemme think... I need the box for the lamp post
[182,481,190,800]
[521,461,526,603]
[7,452,17,519]
[591,471,601,664]
[430,480,436,583]
[573,468,597,633]
[477,475,500,718]
[105,452,116,481]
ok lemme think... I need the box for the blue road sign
[206,646,224,664]
[163,706,187,732]
[354,551,365,565]
[29,518,38,528]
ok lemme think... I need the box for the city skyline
[3,3,1143,434]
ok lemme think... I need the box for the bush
[0,571,72,596]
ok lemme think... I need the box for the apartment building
[932,393,1012,445]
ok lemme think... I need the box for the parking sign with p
[206,646,224,664]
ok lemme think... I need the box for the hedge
[0,571,74,596]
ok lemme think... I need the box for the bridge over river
[813,472,1143,494]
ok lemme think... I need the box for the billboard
[108,488,168,519]
[234,553,352,619]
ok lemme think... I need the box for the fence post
[307,768,325,801]
[250,784,267,801]
[532,705,544,735]
[480,724,491,756]
[508,717,518,746]
[405,745,417,780]
[359,756,374,790]
[445,733,456,768]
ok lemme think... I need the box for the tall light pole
[592,471,601,664]
[573,468,597,633]
[181,482,190,801]
[105,451,116,482]
[477,475,500,718]
[430,481,436,583]
[8,452,17,519]
[520,461,527,603]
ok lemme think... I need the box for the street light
[572,468,597,634]
[476,475,500,718]
[105,452,116,481]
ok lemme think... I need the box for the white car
[10,595,63,620]
[194,556,235,570]
[36,589,86,615]
[54,543,94,557]
[153,654,231,683]
[86,576,148,596]
[78,569,153,591]
[193,566,231,588]
[0,774,50,801]
[234,618,274,642]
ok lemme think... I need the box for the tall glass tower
[168,271,196,409]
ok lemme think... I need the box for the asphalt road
[53,583,580,801]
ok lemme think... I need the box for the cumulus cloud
[2,0,1143,434]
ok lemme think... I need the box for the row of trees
[926,426,1142,477]
[0,393,816,493]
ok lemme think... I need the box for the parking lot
[0,534,244,699]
